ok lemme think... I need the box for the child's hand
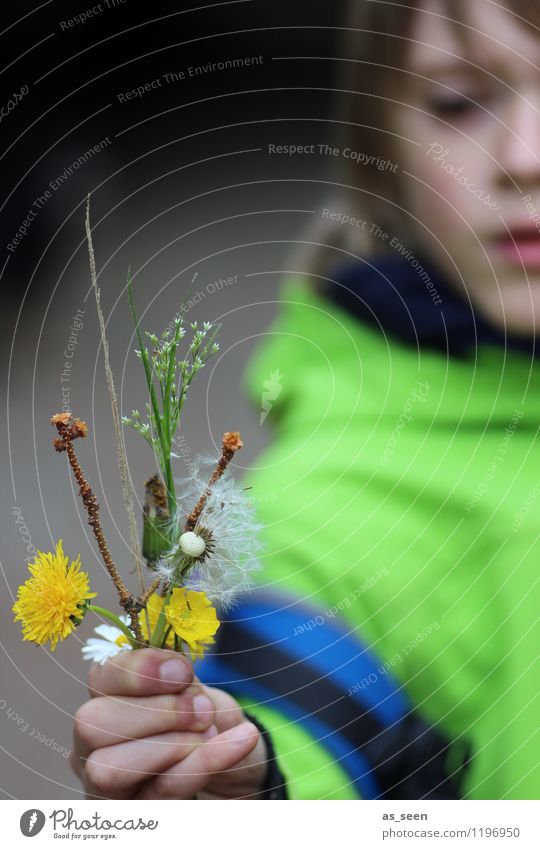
[71,648,267,799]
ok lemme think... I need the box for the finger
[134,721,260,800]
[74,688,215,757]
[87,648,194,698]
[182,674,251,733]
[83,728,218,799]
[200,732,269,800]
[195,685,246,732]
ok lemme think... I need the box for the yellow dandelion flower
[13,540,96,651]
[139,593,175,648]
[165,587,220,659]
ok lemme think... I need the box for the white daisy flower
[81,617,133,665]
[163,454,264,610]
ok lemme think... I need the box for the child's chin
[489,290,540,338]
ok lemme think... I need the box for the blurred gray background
[0,0,349,797]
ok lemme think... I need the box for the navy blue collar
[324,255,538,359]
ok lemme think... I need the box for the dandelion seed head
[172,458,264,610]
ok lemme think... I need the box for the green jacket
[216,274,540,799]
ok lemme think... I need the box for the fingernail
[193,694,213,723]
[202,723,218,740]
[225,722,257,744]
[159,658,190,685]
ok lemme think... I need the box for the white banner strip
[2,799,539,848]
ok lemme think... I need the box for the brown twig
[140,576,162,606]
[184,431,243,531]
[51,413,145,645]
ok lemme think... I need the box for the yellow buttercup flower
[139,592,175,648]
[13,540,96,651]
[165,588,220,659]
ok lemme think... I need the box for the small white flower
[81,618,133,665]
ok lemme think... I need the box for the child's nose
[495,87,540,186]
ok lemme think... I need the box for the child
[72,0,540,799]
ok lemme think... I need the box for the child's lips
[492,226,540,267]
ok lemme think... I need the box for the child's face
[393,0,540,336]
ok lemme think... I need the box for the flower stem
[85,198,145,599]
[163,625,173,649]
[149,590,172,647]
[88,605,140,648]
[127,276,176,516]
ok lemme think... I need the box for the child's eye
[427,94,487,119]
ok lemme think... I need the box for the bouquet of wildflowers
[13,200,263,664]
